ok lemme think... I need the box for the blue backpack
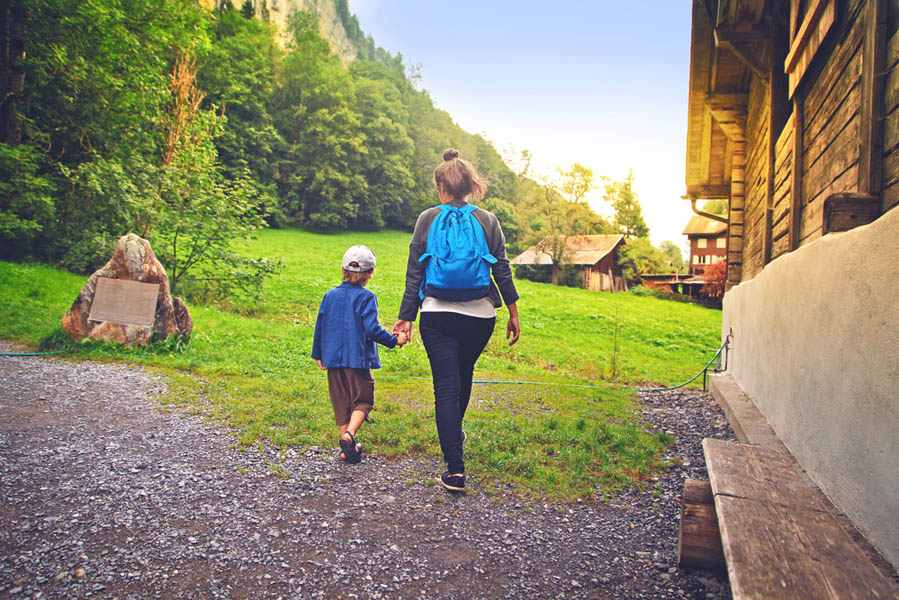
[419,204,497,301]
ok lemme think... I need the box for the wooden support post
[727,142,745,287]
[677,479,725,570]
[789,98,803,250]
[859,0,887,201]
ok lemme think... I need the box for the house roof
[683,215,728,236]
[683,0,765,201]
[511,235,625,266]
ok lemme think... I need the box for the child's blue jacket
[311,282,397,369]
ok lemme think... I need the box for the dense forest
[0,0,675,299]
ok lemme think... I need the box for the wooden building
[511,235,627,292]
[683,215,728,275]
[683,0,899,570]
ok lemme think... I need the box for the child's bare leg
[345,409,366,437]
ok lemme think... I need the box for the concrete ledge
[707,374,787,452]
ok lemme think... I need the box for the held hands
[392,319,412,348]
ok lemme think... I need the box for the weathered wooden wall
[741,79,771,279]
[883,27,899,210]
[798,1,867,246]
[771,113,794,260]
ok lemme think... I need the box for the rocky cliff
[199,0,358,62]
[261,0,358,63]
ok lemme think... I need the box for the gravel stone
[1,340,733,599]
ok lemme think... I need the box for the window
[698,239,707,249]
[693,255,699,265]
[716,237,726,248]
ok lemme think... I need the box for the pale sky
[348,1,695,253]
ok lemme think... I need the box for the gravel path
[1,341,734,599]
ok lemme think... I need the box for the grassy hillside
[0,228,723,499]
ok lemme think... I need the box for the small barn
[511,234,627,292]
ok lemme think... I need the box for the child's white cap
[342,245,376,272]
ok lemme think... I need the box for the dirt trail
[0,342,732,599]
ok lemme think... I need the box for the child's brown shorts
[327,367,374,426]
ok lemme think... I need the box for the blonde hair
[342,267,372,286]
[433,148,488,201]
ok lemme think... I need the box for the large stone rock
[61,234,192,345]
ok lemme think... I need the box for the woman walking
[393,148,520,493]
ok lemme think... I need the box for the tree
[658,240,686,271]
[272,11,367,228]
[145,55,279,300]
[700,260,727,299]
[606,170,649,239]
[197,5,284,224]
[618,238,669,285]
[521,163,608,285]
[701,199,728,217]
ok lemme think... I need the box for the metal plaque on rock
[88,278,160,326]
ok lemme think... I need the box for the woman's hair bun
[443,148,459,161]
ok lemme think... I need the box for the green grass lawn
[0,228,723,499]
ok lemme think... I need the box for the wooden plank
[803,48,862,152]
[857,0,888,194]
[803,11,866,126]
[687,184,732,199]
[801,163,859,243]
[822,192,881,234]
[884,109,899,157]
[884,31,899,115]
[774,112,794,163]
[884,147,899,189]
[788,0,837,97]
[785,0,830,73]
[678,479,725,570]
[703,438,898,600]
[883,178,899,211]
[804,84,861,174]
[791,98,803,250]
[770,231,791,258]
[802,112,859,205]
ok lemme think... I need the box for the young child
[311,245,407,464]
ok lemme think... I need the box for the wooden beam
[714,25,772,45]
[716,37,771,82]
[786,0,836,97]
[858,0,888,196]
[707,93,749,108]
[703,439,898,600]
[822,193,881,234]
[784,0,828,73]
[686,184,732,199]
[790,98,803,251]
[677,479,725,571]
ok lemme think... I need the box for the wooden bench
[680,438,897,599]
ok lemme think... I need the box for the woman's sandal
[339,431,362,464]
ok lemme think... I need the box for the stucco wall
[721,206,899,568]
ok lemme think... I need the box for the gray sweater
[398,199,520,322]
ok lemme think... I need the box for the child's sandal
[339,431,362,464]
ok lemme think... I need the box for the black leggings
[419,311,495,474]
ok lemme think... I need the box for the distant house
[683,215,727,276]
[511,234,627,292]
